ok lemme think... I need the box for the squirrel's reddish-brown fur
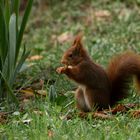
[108,52,140,105]
[56,34,140,112]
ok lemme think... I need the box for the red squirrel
[56,34,140,112]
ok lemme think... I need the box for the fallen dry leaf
[111,104,127,114]
[29,79,45,90]
[78,112,88,119]
[27,55,43,61]
[33,110,43,115]
[36,90,47,96]
[60,114,73,120]
[93,112,113,119]
[94,10,111,18]
[19,88,35,99]
[130,110,140,118]
[111,104,138,114]
[0,112,11,124]
[78,111,112,119]
[48,130,54,138]
[57,32,73,43]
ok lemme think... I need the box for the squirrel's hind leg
[75,87,90,112]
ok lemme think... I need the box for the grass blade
[49,85,57,102]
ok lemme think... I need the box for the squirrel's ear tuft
[73,32,83,46]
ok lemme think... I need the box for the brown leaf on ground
[94,10,111,18]
[60,104,139,121]
[20,81,46,97]
[29,79,45,90]
[36,90,47,96]
[27,55,43,61]
[93,112,113,119]
[60,112,87,120]
[57,32,73,43]
[33,110,43,116]
[111,104,138,114]
[78,111,113,120]
[85,9,111,25]
[111,104,127,114]
[130,110,140,118]
[19,88,35,99]
[0,112,8,124]
[78,112,88,119]
[48,130,54,138]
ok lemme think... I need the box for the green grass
[1,0,140,139]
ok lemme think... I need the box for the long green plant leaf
[9,14,16,73]
[0,0,33,103]
[0,80,2,97]
[13,0,20,34]
[0,4,8,66]
[2,54,9,81]
[11,46,30,85]
[16,0,33,61]
[0,0,4,10]
[4,0,10,28]
[0,71,18,104]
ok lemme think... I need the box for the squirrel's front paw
[56,67,66,74]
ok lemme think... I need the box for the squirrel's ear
[72,32,83,46]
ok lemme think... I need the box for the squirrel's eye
[69,54,73,58]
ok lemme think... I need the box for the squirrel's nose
[61,60,65,64]
[61,59,67,64]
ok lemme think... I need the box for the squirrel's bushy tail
[107,52,140,105]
